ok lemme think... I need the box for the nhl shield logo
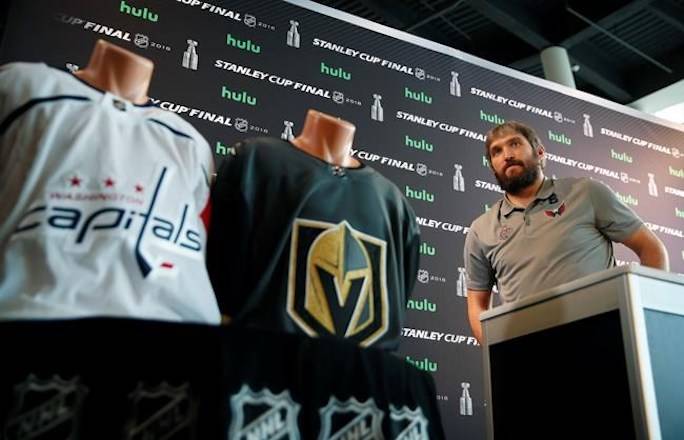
[318,397,384,440]
[3,374,88,440]
[244,14,257,28]
[415,163,428,177]
[414,68,426,80]
[124,382,197,440]
[388,405,429,440]
[332,91,345,105]
[417,269,429,284]
[134,33,149,49]
[234,118,249,133]
[228,385,301,440]
[287,219,389,347]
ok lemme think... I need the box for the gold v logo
[287,219,389,346]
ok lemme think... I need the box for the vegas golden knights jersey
[207,137,420,350]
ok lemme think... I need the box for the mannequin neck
[73,39,153,104]
[291,110,359,167]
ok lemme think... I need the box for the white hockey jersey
[0,62,220,324]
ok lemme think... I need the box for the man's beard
[494,160,540,194]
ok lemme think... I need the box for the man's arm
[619,225,670,271]
[467,289,492,344]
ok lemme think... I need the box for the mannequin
[0,41,220,324]
[291,109,360,168]
[73,39,153,104]
[207,110,421,350]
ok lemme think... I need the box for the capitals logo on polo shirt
[287,219,389,347]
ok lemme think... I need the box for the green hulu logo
[615,191,638,206]
[221,86,256,106]
[119,0,158,22]
[675,207,684,218]
[670,165,684,178]
[215,141,235,156]
[548,130,571,145]
[482,156,490,168]
[406,356,438,372]
[420,242,435,256]
[407,298,437,312]
[480,109,505,124]
[405,185,434,202]
[404,87,432,104]
[405,135,433,152]
[226,34,261,53]
[611,149,633,163]
[320,62,351,80]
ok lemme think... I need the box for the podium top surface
[480,264,684,321]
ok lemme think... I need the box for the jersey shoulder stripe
[0,95,90,136]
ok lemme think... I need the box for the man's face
[488,129,542,194]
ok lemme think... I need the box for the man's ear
[537,143,547,168]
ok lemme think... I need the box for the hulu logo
[215,141,235,156]
[615,191,638,206]
[675,207,684,218]
[226,34,261,54]
[405,185,434,203]
[406,356,438,372]
[404,87,432,104]
[221,86,256,106]
[482,156,490,168]
[611,149,633,163]
[480,110,504,124]
[484,204,491,212]
[670,165,684,179]
[405,135,433,152]
[548,130,571,145]
[119,0,158,22]
[320,62,351,80]
[407,298,437,313]
[420,242,435,256]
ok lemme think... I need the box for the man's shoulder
[469,199,504,232]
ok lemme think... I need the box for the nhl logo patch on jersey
[318,397,384,440]
[389,405,429,440]
[124,382,197,440]
[287,219,390,347]
[228,385,301,440]
[3,374,88,439]
[498,225,513,241]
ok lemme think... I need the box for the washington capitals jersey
[0,62,220,324]
[207,137,420,350]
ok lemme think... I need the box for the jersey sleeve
[588,179,643,242]
[206,142,250,316]
[464,227,495,292]
[0,63,40,131]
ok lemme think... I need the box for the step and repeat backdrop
[2,0,684,438]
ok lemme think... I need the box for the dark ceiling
[313,0,684,105]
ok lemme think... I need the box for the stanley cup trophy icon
[287,20,300,48]
[648,173,659,197]
[371,94,384,122]
[453,164,465,192]
[182,40,199,71]
[456,267,467,297]
[582,114,593,137]
[450,71,461,97]
[460,383,473,416]
[281,121,295,141]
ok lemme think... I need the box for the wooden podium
[480,264,684,440]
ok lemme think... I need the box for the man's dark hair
[484,121,542,164]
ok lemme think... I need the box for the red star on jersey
[69,176,82,187]
[135,184,144,193]
[104,178,115,188]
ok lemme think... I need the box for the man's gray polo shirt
[464,177,643,304]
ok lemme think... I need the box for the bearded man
[464,121,669,342]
